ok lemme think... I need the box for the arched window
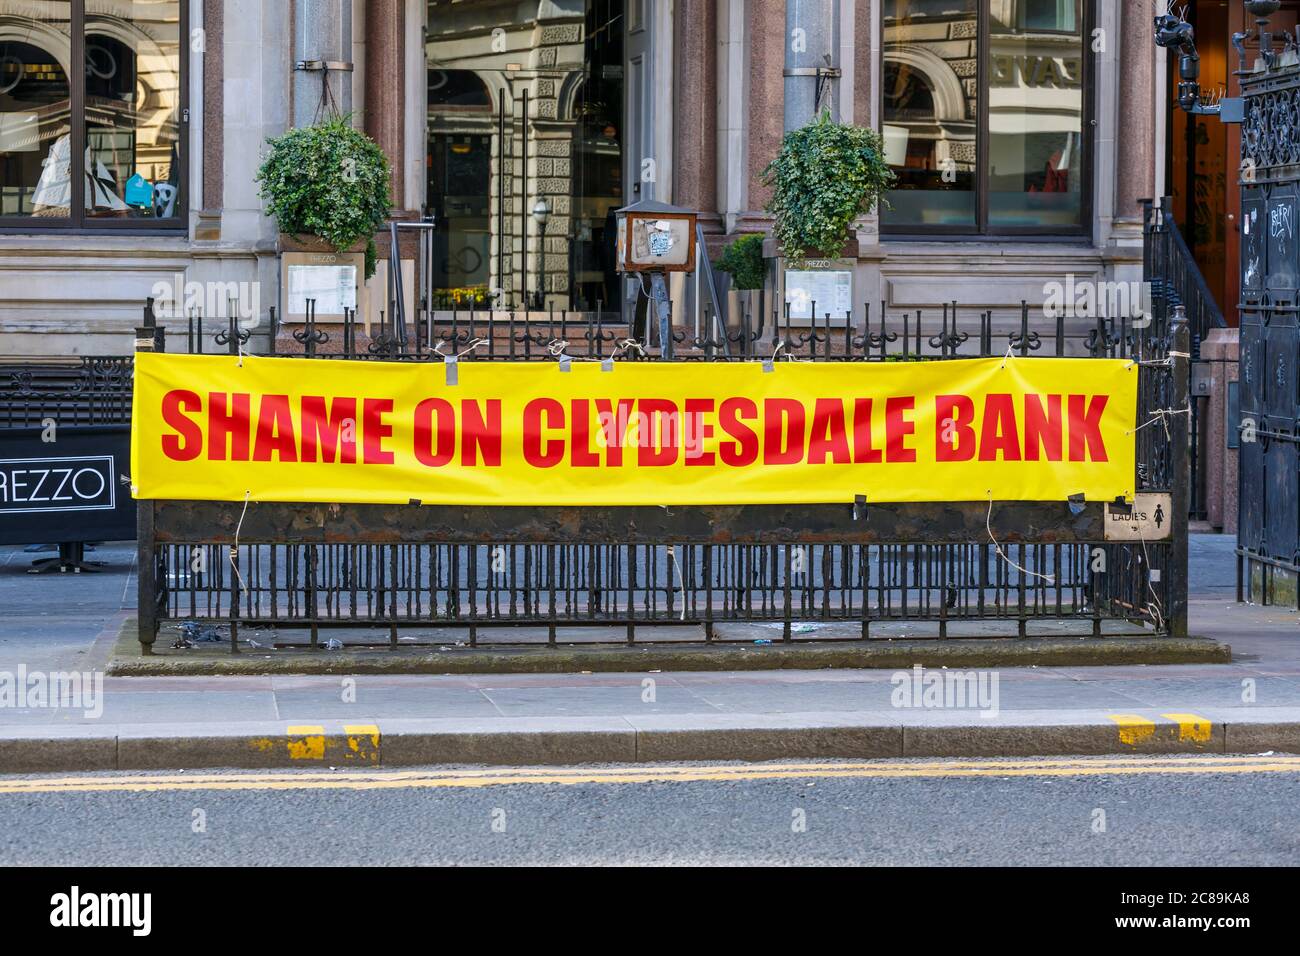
[428,70,492,111]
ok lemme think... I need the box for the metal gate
[1238,59,1300,604]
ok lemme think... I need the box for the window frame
[0,0,188,234]
[879,0,1095,239]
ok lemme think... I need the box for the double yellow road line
[1,755,1298,795]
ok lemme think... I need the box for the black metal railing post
[134,301,162,654]
[1169,305,1192,637]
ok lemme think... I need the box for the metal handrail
[1143,197,1226,359]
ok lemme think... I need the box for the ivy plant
[256,116,392,278]
[713,233,766,290]
[762,111,895,263]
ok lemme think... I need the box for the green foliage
[256,116,392,279]
[762,111,895,262]
[713,233,767,290]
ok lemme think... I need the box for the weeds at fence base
[109,618,1230,675]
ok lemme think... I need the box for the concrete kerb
[1,712,1296,773]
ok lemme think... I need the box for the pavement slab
[0,534,1295,770]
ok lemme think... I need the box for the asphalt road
[0,755,1296,866]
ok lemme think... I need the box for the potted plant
[256,115,392,280]
[762,110,895,263]
[713,232,766,330]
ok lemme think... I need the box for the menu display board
[784,268,853,320]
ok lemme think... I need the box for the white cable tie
[985,492,1055,585]
[229,490,252,599]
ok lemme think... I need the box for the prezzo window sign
[0,455,115,513]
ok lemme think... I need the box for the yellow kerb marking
[1162,713,1214,744]
[1108,714,1156,746]
[344,725,381,761]
[285,725,326,761]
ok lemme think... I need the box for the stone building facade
[0,0,1164,354]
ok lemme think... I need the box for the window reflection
[989,0,1084,228]
[882,0,979,230]
[882,0,1087,233]
[84,2,182,220]
[0,4,71,218]
[426,0,624,311]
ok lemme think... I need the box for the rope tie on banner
[229,490,251,599]
[612,338,648,359]
[429,338,485,385]
[985,491,1056,585]
[1126,350,1191,370]
[764,340,798,372]
[999,343,1016,370]
[429,338,486,361]
[1127,406,1191,442]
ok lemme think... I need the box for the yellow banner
[130,353,1137,506]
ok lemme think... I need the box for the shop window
[882,0,1090,235]
[426,0,625,310]
[0,1,185,230]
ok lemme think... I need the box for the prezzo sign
[0,456,115,513]
[0,426,135,546]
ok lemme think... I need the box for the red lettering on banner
[413,398,456,467]
[571,399,601,467]
[935,394,976,462]
[763,398,805,465]
[638,398,678,467]
[1024,394,1063,461]
[885,397,916,463]
[853,399,882,464]
[362,399,394,464]
[208,392,250,461]
[252,394,298,462]
[1068,394,1108,462]
[594,398,636,467]
[684,399,715,466]
[718,397,759,466]
[160,389,202,461]
[462,399,501,466]
[978,394,1021,462]
[807,399,850,465]
[301,396,357,464]
[523,398,565,467]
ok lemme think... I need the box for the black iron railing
[1143,196,1226,521]
[132,295,1190,652]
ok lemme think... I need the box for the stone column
[363,0,406,208]
[674,0,721,233]
[854,0,872,129]
[738,0,786,231]
[291,0,353,127]
[195,0,224,240]
[1115,0,1157,228]
[784,0,839,129]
